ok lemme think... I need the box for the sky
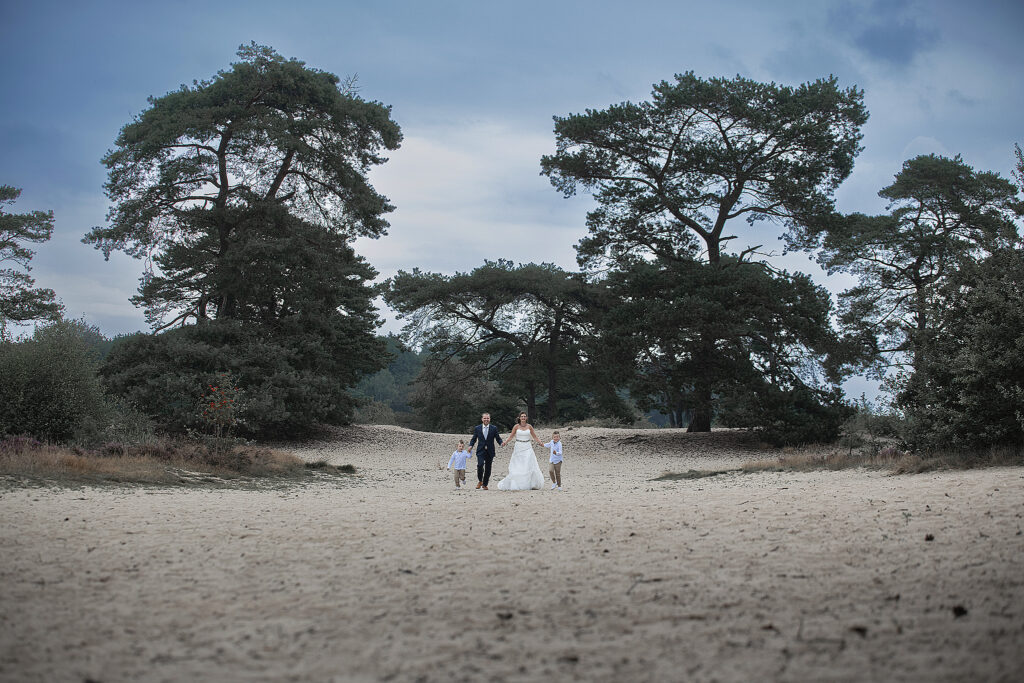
[2,0,1022,400]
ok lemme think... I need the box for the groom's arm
[468,428,478,450]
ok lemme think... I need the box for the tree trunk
[674,400,688,430]
[687,383,712,432]
[526,382,537,423]
[686,262,718,432]
[545,363,558,423]
[545,314,562,423]
[707,239,721,264]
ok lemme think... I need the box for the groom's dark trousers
[468,423,503,486]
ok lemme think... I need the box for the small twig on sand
[626,577,663,594]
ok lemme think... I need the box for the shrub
[899,248,1024,450]
[353,399,398,425]
[759,387,853,446]
[0,319,115,442]
[407,357,519,433]
[720,383,854,446]
[101,318,386,438]
[0,434,310,482]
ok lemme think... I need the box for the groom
[468,412,503,490]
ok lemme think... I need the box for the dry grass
[0,436,356,487]
[654,442,1024,481]
[887,446,1024,473]
[739,446,904,472]
[1,444,175,483]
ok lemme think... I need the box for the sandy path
[1,425,1023,682]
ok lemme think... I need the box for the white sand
[1,424,1022,682]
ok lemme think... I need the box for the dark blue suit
[468,423,504,486]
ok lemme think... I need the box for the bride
[497,412,546,491]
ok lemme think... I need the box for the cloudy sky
[2,0,1022,396]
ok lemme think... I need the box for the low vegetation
[654,443,1024,481]
[0,435,355,488]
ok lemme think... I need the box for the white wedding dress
[497,428,545,491]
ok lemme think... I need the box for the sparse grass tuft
[653,443,1024,481]
[654,468,737,481]
[304,461,356,474]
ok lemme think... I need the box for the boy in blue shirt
[447,440,472,488]
[543,431,563,490]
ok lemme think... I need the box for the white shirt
[448,450,471,469]
[543,440,563,464]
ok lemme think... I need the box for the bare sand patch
[2,425,1022,681]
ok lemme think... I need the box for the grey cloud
[828,0,938,67]
[852,20,937,67]
[946,89,977,107]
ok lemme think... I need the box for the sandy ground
[1,424,1023,682]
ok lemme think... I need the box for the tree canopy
[900,246,1024,449]
[807,154,1021,374]
[539,72,866,431]
[385,261,609,423]
[594,256,852,442]
[83,42,402,329]
[1,186,63,336]
[541,72,868,266]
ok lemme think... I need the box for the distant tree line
[2,47,1022,454]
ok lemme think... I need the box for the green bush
[353,399,398,425]
[0,319,115,442]
[721,384,854,446]
[101,318,386,438]
[761,388,853,446]
[408,357,519,433]
[899,248,1024,451]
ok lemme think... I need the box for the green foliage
[838,394,902,452]
[594,256,852,442]
[352,335,424,417]
[385,261,610,423]
[808,154,1021,375]
[541,72,868,266]
[0,319,115,442]
[352,399,399,426]
[1,186,63,336]
[101,310,385,438]
[540,71,867,431]
[798,153,1023,450]
[407,356,519,433]
[720,384,853,447]
[900,247,1024,450]
[83,43,401,330]
[99,202,387,437]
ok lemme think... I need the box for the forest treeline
[2,44,1023,455]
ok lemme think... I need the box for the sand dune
[2,424,1022,681]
